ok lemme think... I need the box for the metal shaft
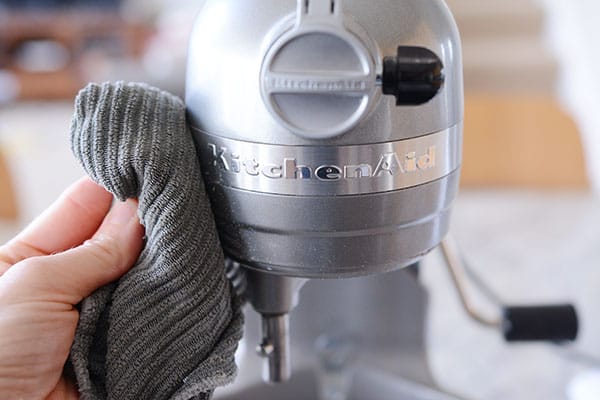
[257,314,291,383]
[440,236,501,327]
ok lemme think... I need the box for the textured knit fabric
[69,82,243,400]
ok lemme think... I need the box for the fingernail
[105,200,138,226]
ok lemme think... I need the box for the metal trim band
[194,125,461,196]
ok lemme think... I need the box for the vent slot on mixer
[303,0,337,16]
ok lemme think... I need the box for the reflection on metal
[257,314,291,383]
[196,126,461,196]
[440,236,501,328]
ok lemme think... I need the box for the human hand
[0,178,144,400]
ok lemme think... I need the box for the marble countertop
[423,191,600,400]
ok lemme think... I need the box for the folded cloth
[69,82,243,400]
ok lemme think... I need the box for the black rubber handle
[502,305,578,342]
[382,46,444,106]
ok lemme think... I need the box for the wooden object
[447,0,557,95]
[446,0,544,39]
[461,37,557,95]
[0,149,18,220]
[0,10,150,100]
[461,95,588,188]
[446,0,588,187]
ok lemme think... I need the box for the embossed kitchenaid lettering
[207,144,436,181]
[266,77,369,92]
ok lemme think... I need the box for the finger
[3,199,144,304]
[0,177,112,273]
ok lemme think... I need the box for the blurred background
[1,0,600,399]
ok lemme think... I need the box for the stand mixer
[185,2,581,398]
[186,0,463,396]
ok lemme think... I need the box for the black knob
[382,46,444,106]
[502,304,579,343]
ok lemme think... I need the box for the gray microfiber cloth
[68,81,243,400]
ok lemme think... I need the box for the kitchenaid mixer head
[186,0,463,382]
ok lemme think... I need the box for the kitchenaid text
[207,144,436,181]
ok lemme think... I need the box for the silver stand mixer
[186,0,464,397]
[186,1,580,398]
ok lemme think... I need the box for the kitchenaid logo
[207,144,436,181]
[265,77,369,92]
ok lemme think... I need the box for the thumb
[6,199,144,305]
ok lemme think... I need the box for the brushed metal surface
[187,0,464,386]
[206,170,460,277]
[186,0,463,146]
[195,125,461,196]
